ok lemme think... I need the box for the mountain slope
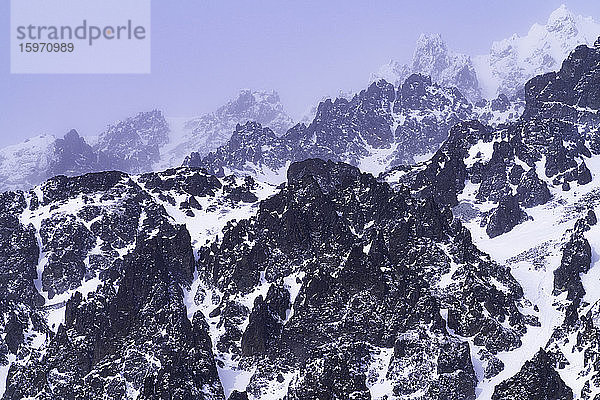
[0,157,537,399]
[382,37,600,399]
[0,167,277,399]
[185,74,480,180]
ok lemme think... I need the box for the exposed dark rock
[484,195,529,238]
[228,391,249,400]
[516,169,551,208]
[492,349,573,400]
[491,94,510,112]
[553,225,592,325]
[199,158,527,397]
[241,284,290,356]
[185,75,475,175]
[4,229,223,399]
[485,356,505,379]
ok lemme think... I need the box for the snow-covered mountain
[475,4,600,99]
[94,109,170,174]
[185,74,523,181]
[383,38,600,398]
[96,90,295,174]
[0,90,294,193]
[158,90,295,169]
[372,33,482,102]
[374,5,600,102]
[0,134,55,192]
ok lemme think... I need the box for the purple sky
[1,0,599,147]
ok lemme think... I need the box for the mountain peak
[547,4,574,25]
[415,33,446,51]
[546,4,577,36]
[371,33,481,102]
[231,89,282,110]
[413,33,449,73]
[64,129,81,141]
[475,5,600,98]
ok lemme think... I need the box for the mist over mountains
[2,6,598,193]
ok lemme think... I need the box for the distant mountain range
[372,4,600,101]
[0,90,293,192]
[184,74,522,181]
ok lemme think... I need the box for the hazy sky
[1,0,599,147]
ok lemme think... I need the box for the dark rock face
[552,300,600,399]
[0,168,273,399]
[523,43,600,124]
[516,169,551,207]
[541,211,600,400]
[94,110,170,174]
[0,110,173,192]
[386,40,600,237]
[198,158,529,398]
[285,342,372,400]
[3,36,600,400]
[0,191,45,370]
[48,129,105,178]
[553,230,592,301]
[484,356,504,379]
[523,41,600,160]
[373,33,482,103]
[483,195,529,238]
[492,349,573,400]
[241,284,290,356]
[228,391,249,400]
[40,214,96,299]
[553,219,592,326]
[4,234,222,400]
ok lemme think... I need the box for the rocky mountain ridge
[380,37,600,399]
[185,74,523,181]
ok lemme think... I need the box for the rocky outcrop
[386,39,600,237]
[94,110,170,174]
[178,90,294,160]
[483,195,529,238]
[0,167,275,399]
[48,129,104,178]
[197,158,529,398]
[4,232,222,399]
[372,33,482,102]
[492,349,573,400]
